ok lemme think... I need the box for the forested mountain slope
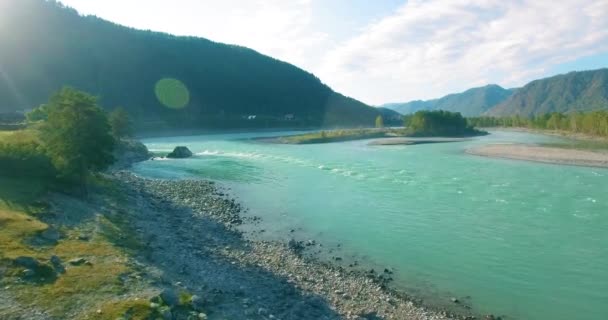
[487,69,608,116]
[0,0,379,129]
[382,85,514,116]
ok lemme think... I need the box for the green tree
[375,115,384,128]
[40,88,115,186]
[26,104,50,122]
[109,107,133,138]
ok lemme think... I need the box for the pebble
[111,171,471,320]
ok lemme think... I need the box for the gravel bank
[467,143,608,168]
[113,171,481,320]
[368,138,471,146]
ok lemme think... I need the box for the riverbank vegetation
[468,111,608,138]
[279,110,485,144]
[404,110,486,137]
[0,88,207,318]
[0,87,135,191]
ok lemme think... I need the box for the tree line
[0,87,132,192]
[404,110,485,136]
[467,111,608,137]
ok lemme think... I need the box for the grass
[0,206,132,316]
[80,299,155,320]
[0,176,142,318]
[279,128,409,144]
[0,128,40,144]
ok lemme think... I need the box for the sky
[58,0,608,105]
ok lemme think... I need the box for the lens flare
[154,78,190,109]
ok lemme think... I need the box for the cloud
[319,0,608,104]
[199,0,329,71]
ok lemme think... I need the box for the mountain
[376,107,403,125]
[486,69,608,116]
[380,100,433,116]
[381,85,514,117]
[0,0,379,129]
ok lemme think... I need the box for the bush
[0,141,56,178]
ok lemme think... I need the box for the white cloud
[319,0,608,104]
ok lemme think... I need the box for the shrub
[0,141,56,178]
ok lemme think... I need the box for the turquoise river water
[133,130,608,320]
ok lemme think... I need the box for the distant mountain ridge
[381,85,514,117]
[0,0,379,129]
[487,68,608,116]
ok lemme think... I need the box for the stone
[451,297,459,303]
[166,146,193,159]
[50,255,65,274]
[22,269,36,278]
[14,256,40,269]
[257,307,268,315]
[159,307,172,320]
[40,228,61,242]
[68,258,87,266]
[160,288,179,307]
[191,295,205,311]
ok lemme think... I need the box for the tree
[26,104,50,122]
[40,88,115,185]
[109,107,133,138]
[375,116,384,128]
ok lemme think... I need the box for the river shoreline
[466,143,608,168]
[368,137,472,146]
[112,171,488,320]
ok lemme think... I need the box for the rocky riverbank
[111,171,488,320]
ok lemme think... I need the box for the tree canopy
[405,110,481,136]
[40,87,115,183]
[375,116,384,128]
[109,107,133,138]
[468,111,608,138]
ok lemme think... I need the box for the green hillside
[487,69,608,116]
[381,85,514,116]
[0,0,379,130]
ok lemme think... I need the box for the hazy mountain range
[383,68,608,117]
[381,84,515,117]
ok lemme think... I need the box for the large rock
[167,146,193,159]
[160,288,179,307]
[14,256,40,269]
[111,139,152,169]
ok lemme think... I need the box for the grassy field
[0,128,40,144]
[277,128,410,144]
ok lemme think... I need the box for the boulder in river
[167,146,193,159]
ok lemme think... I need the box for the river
[133,130,608,320]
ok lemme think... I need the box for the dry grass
[0,129,40,144]
[0,209,48,258]
[79,298,154,320]
[0,207,136,317]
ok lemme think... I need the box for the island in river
[264,110,487,144]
